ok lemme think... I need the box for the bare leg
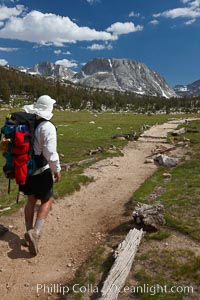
[25,197,53,255]
[37,197,53,219]
[24,195,37,231]
[34,197,53,235]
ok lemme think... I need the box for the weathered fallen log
[99,228,144,300]
[0,207,11,213]
[132,203,166,230]
[145,146,177,158]
[140,135,166,139]
[61,157,97,171]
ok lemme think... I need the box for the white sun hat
[23,95,56,120]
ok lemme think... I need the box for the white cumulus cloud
[4,0,20,3]
[0,9,117,46]
[154,7,200,19]
[128,11,140,17]
[87,43,113,50]
[149,20,159,25]
[153,0,200,21]
[106,22,143,35]
[185,18,196,23]
[181,0,200,6]
[0,59,8,65]
[190,0,200,7]
[0,46,18,51]
[54,50,62,55]
[63,51,71,55]
[55,59,77,68]
[180,0,191,3]
[86,0,100,4]
[0,4,25,20]
[54,49,71,55]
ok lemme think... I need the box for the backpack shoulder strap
[34,118,55,131]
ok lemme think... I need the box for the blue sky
[0,0,200,87]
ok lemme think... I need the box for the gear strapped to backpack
[0,112,47,189]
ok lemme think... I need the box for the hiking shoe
[25,229,40,255]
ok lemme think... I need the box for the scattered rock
[144,158,154,164]
[24,283,30,287]
[88,146,104,155]
[163,173,172,178]
[107,149,117,154]
[67,263,72,268]
[172,127,186,136]
[107,144,117,154]
[109,145,116,151]
[177,141,185,146]
[112,133,137,141]
[113,136,126,141]
[154,154,179,167]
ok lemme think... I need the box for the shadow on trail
[108,219,135,236]
[0,229,33,259]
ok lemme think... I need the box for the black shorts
[19,168,53,202]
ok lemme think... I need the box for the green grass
[128,160,200,241]
[145,228,171,241]
[53,111,169,163]
[128,120,200,241]
[62,118,200,300]
[123,119,200,299]
[65,245,114,299]
[0,109,191,212]
[133,249,199,300]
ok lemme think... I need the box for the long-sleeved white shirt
[33,120,61,174]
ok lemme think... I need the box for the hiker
[20,95,61,255]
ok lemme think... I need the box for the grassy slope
[0,110,187,211]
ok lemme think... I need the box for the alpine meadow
[0,0,200,299]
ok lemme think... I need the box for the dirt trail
[0,120,186,300]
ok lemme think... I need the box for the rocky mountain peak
[28,61,74,79]
[174,79,200,97]
[74,58,177,98]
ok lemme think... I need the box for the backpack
[0,112,45,188]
